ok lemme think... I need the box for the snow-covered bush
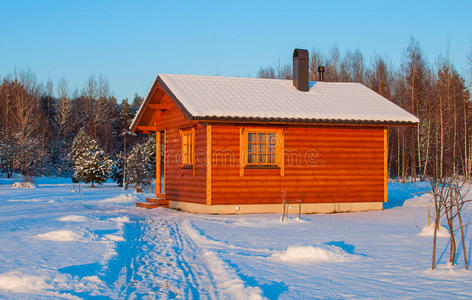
[11,182,36,189]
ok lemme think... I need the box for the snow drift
[35,230,81,242]
[271,246,351,263]
[203,251,263,300]
[0,271,49,292]
[57,215,88,222]
[101,194,137,203]
[417,224,449,238]
[109,216,130,223]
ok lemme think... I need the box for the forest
[0,71,150,185]
[0,38,471,184]
[259,38,472,182]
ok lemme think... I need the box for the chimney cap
[293,48,309,60]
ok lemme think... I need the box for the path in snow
[123,216,217,298]
[114,211,263,299]
[1,180,472,298]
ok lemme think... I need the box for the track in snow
[103,211,264,299]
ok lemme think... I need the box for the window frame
[240,127,284,176]
[246,131,278,167]
[180,128,195,169]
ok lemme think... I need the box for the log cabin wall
[210,124,385,205]
[155,95,207,204]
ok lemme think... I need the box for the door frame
[156,130,166,196]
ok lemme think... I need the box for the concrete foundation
[168,201,383,214]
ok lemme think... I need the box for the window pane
[268,133,276,144]
[248,143,256,154]
[258,154,266,164]
[258,143,266,153]
[248,154,255,163]
[269,154,276,164]
[268,143,276,154]
[248,133,256,143]
[258,133,266,144]
[182,132,193,165]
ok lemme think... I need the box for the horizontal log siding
[155,96,206,204]
[211,125,384,205]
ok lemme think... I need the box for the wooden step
[146,198,169,206]
[136,202,163,209]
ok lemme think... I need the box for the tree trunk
[447,204,456,265]
[453,93,457,177]
[454,184,468,269]
[465,99,469,180]
[397,128,401,181]
[417,123,421,179]
[402,135,406,183]
[423,119,431,178]
[432,192,440,270]
[440,94,444,178]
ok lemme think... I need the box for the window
[247,132,277,165]
[180,129,194,167]
[241,128,284,175]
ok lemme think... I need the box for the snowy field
[0,178,472,299]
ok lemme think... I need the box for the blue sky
[0,0,471,101]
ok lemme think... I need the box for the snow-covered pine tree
[143,135,156,176]
[70,128,92,165]
[71,131,112,187]
[0,129,15,178]
[119,99,133,130]
[110,152,124,186]
[126,142,153,192]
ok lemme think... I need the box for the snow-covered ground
[0,178,471,299]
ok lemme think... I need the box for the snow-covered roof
[131,74,419,129]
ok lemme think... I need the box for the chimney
[293,48,309,91]
[318,66,325,81]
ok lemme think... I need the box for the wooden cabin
[131,49,418,214]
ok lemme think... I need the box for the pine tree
[69,128,91,165]
[143,135,156,176]
[71,131,112,187]
[126,142,153,192]
[130,94,144,116]
[110,152,124,186]
[119,99,133,130]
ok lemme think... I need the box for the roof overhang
[129,75,195,133]
[193,116,418,127]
